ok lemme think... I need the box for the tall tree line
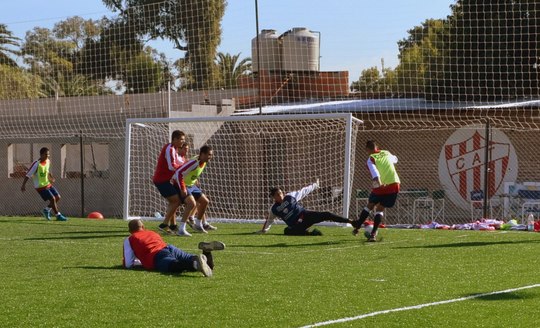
[353,0,540,102]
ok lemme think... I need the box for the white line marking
[299,284,540,328]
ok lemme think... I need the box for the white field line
[299,284,540,328]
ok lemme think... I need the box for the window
[61,143,110,178]
[8,143,52,178]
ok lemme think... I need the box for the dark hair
[269,187,281,197]
[171,130,185,141]
[39,147,49,155]
[200,145,213,154]
[365,140,377,151]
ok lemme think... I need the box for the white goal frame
[123,113,362,221]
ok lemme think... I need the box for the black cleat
[310,228,323,236]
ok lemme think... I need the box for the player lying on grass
[123,219,225,277]
[257,180,354,235]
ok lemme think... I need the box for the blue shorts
[368,192,399,208]
[153,245,195,273]
[187,185,203,200]
[154,181,178,198]
[38,186,59,201]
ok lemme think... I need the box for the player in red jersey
[153,130,186,233]
[122,219,225,277]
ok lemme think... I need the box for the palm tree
[0,24,21,67]
[215,52,251,89]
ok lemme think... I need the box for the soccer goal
[123,113,363,222]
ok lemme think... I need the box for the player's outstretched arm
[255,212,275,234]
[289,179,320,201]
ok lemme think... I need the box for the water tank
[281,27,320,72]
[251,29,282,72]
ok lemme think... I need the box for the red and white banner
[438,127,518,210]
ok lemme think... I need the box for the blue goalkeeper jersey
[269,182,319,226]
[271,195,305,226]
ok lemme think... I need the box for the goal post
[123,113,363,223]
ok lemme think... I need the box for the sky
[1,0,455,81]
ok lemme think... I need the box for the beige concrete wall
[0,90,241,218]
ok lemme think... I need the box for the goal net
[3,1,540,225]
[124,113,362,222]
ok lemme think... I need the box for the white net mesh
[125,114,362,221]
[2,1,540,224]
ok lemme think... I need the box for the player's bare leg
[178,196,196,236]
[193,195,210,232]
[160,194,180,233]
[49,195,60,215]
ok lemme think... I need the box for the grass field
[1,216,539,328]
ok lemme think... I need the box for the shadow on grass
[0,219,122,229]
[69,265,126,271]
[25,233,126,241]
[226,231,268,236]
[0,219,60,226]
[394,239,540,249]
[466,291,535,301]
[71,265,201,278]
[230,239,350,248]
[52,230,126,234]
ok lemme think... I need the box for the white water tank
[281,27,320,72]
[251,29,282,72]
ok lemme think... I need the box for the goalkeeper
[257,180,354,236]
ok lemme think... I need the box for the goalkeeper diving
[257,179,354,236]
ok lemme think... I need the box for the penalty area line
[299,283,540,328]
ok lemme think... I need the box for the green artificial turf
[0,217,539,327]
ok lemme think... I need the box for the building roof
[236,98,540,115]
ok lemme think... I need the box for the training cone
[87,211,104,219]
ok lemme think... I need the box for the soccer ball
[364,224,377,239]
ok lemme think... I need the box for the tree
[123,48,166,93]
[21,18,145,97]
[53,16,102,51]
[0,65,42,99]
[215,52,251,89]
[395,19,448,97]
[0,24,21,67]
[173,57,195,91]
[353,67,382,93]
[102,0,227,90]
[76,17,144,85]
[351,65,398,96]
[22,27,76,97]
[432,0,540,101]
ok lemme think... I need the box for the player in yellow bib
[172,145,215,236]
[352,140,400,241]
[21,147,68,221]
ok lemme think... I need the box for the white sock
[180,222,186,231]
